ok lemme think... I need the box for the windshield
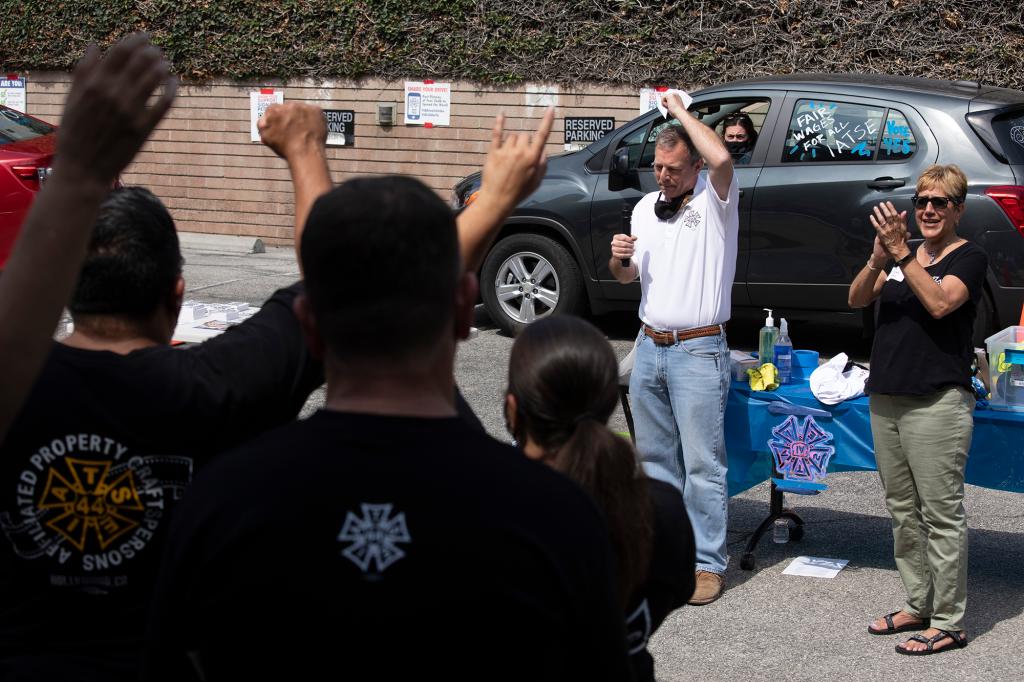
[0,106,55,145]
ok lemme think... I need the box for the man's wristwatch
[895,251,914,268]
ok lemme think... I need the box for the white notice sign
[404,81,451,127]
[640,87,692,116]
[0,76,27,112]
[250,89,284,142]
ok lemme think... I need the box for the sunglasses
[911,194,961,209]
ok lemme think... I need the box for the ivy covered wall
[2,1,1022,89]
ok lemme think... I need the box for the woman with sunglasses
[848,164,987,656]
[504,315,695,682]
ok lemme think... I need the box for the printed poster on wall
[639,87,693,117]
[0,75,27,112]
[404,81,451,127]
[250,88,284,142]
[324,109,355,146]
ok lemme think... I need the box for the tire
[972,290,996,349]
[480,233,585,336]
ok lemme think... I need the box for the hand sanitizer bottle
[759,308,778,367]
[774,318,793,384]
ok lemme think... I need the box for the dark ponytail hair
[507,316,653,607]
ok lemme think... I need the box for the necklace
[925,237,959,265]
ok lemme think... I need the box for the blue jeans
[629,329,730,574]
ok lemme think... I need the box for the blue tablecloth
[725,380,1024,496]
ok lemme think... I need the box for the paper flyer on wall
[404,81,451,126]
[250,89,284,142]
[639,87,691,116]
[0,75,27,111]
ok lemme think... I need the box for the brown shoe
[688,571,725,605]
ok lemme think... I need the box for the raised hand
[869,201,910,260]
[258,103,327,161]
[476,108,555,215]
[56,33,177,187]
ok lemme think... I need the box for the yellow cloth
[748,363,780,391]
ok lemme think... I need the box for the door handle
[867,177,905,190]
[739,189,745,198]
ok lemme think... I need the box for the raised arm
[0,34,175,442]
[258,103,330,275]
[457,108,555,273]
[663,94,734,201]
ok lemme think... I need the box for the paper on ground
[782,555,849,578]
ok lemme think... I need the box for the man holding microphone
[610,93,738,605]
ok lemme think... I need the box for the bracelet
[895,252,914,268]
[865,259,881,272]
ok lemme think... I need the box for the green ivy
[0,1,1020,89]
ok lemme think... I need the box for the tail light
[986,185,1024,238]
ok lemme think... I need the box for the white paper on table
[781,555,849,579]
[655,89,693,119]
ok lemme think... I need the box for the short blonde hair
[916,164,968,202]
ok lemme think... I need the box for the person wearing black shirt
[848,164,986,656]
[145,111,631,681]
[504,315,696,681]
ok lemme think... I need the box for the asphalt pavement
[182,242,1024,682]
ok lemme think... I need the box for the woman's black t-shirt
[867,241,988,396]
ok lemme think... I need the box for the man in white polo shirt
[610,93,738,605]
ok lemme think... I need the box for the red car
[0,105,56,268]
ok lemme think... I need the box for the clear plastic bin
[985,326,1024,412]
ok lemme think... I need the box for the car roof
[694,73,1024,107]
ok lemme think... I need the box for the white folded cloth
[810,353,869,405]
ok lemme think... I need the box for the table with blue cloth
[725,379,1024,496]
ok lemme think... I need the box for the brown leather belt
[643,323,725,346]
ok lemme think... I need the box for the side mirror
[608,146,637,192]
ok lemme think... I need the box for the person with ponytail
[505,315,696,682]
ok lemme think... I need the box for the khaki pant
[869,386,974,632]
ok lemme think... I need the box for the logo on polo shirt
[337,503,412,573]
[681,209,702,231]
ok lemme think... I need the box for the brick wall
[23,74,640,245]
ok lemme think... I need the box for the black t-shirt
[626,478,696,682]
[0,283,323,681]
[867,242,988,396]
[145,410,632,682]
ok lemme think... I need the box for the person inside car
[720,112,758,164]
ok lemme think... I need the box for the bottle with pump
[758,308,778,367]
[774,318,793,384]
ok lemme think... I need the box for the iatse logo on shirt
[0,433,191,590]
[681,209,703,231]
[337,503,412,574]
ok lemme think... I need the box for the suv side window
[615,121,656,170]
[782,99,885,163]
[637,99,772,168]
[880,109,917,160]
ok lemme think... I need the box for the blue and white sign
[0,76,26,111]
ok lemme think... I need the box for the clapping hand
[869,201,910,261]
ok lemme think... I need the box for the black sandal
[895,629,968,656]
[868,611,929,635]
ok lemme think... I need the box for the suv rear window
[990,108,1024,164]
[0,106,55,145]
[783,100,885,163]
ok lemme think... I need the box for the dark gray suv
[453,74,1024,343]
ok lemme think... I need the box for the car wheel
[972,290,996,348]
[481,233,584,336]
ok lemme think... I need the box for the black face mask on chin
[653,191,693,220]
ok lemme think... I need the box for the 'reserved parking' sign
[564,116,614,151]
[324,110,355,147]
